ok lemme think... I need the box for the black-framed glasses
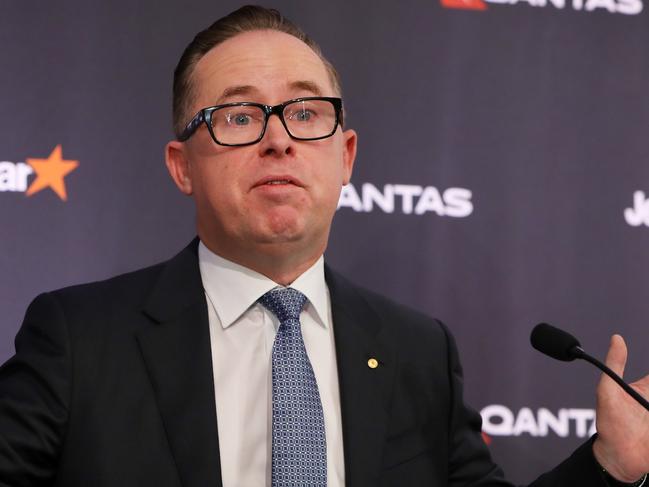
[177,96,343,146]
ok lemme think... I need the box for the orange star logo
[25,145,79,201]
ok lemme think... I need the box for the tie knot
[258,288,307,323]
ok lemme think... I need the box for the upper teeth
[267,180,290,185]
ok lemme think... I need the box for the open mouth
[264,179,291,185]
[254,175,303,188]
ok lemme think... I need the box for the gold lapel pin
[367,358,379,369]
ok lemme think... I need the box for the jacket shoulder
[45,261,166,310]
[325,265,450,344]
[43,239,201,313]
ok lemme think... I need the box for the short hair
[172,5,343,138]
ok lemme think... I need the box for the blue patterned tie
[258,288,327,487]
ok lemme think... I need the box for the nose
[257,113,294,157]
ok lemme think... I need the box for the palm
[594,335,649,483]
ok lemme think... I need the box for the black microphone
[531,323,649,412]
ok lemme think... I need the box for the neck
[199,235,325,286]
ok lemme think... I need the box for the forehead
[191,30,334,109]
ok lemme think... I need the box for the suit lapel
[137,240,223,487]
[326,267,396,486]
[133,244,394,487]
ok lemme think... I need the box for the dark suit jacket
[0,240,608,486]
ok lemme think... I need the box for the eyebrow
[288,80,323,96]
[215,80,325,105]
[216,85,258,104]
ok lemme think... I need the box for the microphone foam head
[531,323,582,362]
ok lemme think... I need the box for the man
[0,5,647,487]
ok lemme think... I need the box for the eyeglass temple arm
[177,111,205,141]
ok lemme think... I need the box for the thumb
[604,334,628,379]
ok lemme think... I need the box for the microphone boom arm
[571,346,649,412]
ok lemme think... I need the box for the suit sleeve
[441,323,609,487]
[0,292,71,486]
[442,323,513,487]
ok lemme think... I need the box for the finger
[632,373,649,392]
[604,334,627,379]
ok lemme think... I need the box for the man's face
[166,30,356,274]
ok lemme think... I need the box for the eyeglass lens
[211,99,337,145]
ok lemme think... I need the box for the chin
[259,211,305,238]
[254,227,304,245]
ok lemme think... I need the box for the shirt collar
[198,241,329,329]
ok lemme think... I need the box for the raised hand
[592,335,649,483]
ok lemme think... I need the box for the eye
[288,107,319,123]
[293,109,313,122]
[228,113,252,126]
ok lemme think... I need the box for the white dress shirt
[198,242,345,487]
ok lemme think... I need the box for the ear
[165,140,193,195]
[341,128,357,185]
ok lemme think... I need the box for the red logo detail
[482,431,492,445]
[440,0,488,10]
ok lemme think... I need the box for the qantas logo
[441,0,642,14]
[480,404,597,440]
[0,145,79,201]
[338,182,473,217]
[442,0,487,9]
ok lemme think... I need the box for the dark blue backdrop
[2,1,648,483]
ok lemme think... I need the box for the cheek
[321,153,348,191]
[310,167,345,215]
[193,160,244,211]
